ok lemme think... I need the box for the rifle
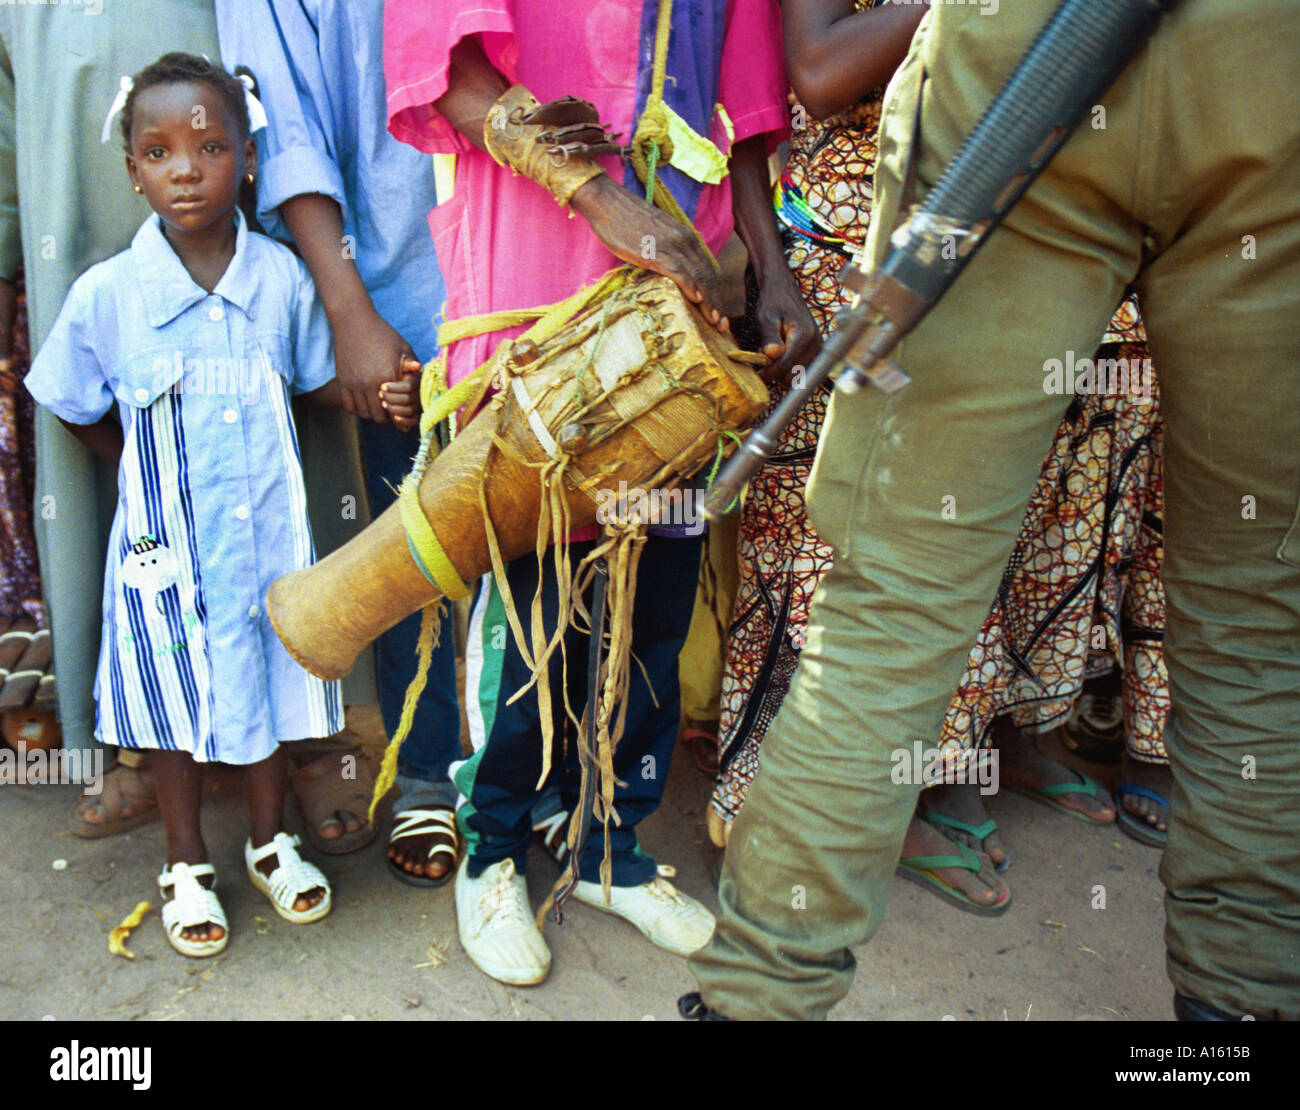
[702,0,1180,520]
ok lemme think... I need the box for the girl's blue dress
[26,210,342,764]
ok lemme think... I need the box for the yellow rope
[399,479,470,598]
[627,0,719,272]
[368,602,442,823]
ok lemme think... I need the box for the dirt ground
[0,707,1171,1021]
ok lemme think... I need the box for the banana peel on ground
[108,901,152,959]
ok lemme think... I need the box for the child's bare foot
[161,822,224,944]
[244,831,333,923]
[157,857,227,951]
[166,874,226,944]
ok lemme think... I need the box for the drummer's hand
[752,261,821,385]
[380,356,423,433]
[570,174,728,331]
[331,307,418,424]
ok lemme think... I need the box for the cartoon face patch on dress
[121,537,181,616]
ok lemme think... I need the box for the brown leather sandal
[70,759,159,839]
[289,748,379,856]
[679,725,721,777]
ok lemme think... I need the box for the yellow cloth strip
[399,478,470,599]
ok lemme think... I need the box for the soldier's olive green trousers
[691,0,1300,1020]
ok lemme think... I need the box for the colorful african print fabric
[937,325,1170,766]
[712,80,883,825]
[0,272,44,627]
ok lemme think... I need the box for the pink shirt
[384,0,789,389]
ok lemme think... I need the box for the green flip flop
[923,810,1010,873]
[896,823,1011,917]
[1006,769,1113,825]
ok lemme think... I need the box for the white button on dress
[208,305,224,321]
[247,605,260,620]
[223,408,238,424]
[134,387,149,403]
[234,504,250,520]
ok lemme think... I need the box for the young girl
[25,53,418,957]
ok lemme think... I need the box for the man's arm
[219,0,414,424]
[279,193,419,424]
[783,0,928,121]
[435,35,727,326]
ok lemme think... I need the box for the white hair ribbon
[100,75,134,144]
[238,72,269,135]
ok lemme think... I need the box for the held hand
[751,263,821,385]
[330,308,417,424]
[570,174,729,332]
[380,357,423,434]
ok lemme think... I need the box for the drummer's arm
[434,35,510,153]
[435,37,726,326]
[729,135,820,383]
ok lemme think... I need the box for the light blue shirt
[217,0,445,362]
[25,210,342,763]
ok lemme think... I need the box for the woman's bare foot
[287,747,374,852]
[1118,753,1172,832]
[921,782,1008,869]
[996,719,1116,823]
[900,814,1008,908]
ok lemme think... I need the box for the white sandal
[244,831,332,924]
[158,861,228,958]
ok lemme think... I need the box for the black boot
[1173,992,1255,1021]
[678,991,732,1020]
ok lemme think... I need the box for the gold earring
[133,184,142,194]
[247,172,255,184]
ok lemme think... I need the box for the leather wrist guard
[483,85,608,208]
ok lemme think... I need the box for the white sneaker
[455,857,552,986]
[573,864,716,956]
